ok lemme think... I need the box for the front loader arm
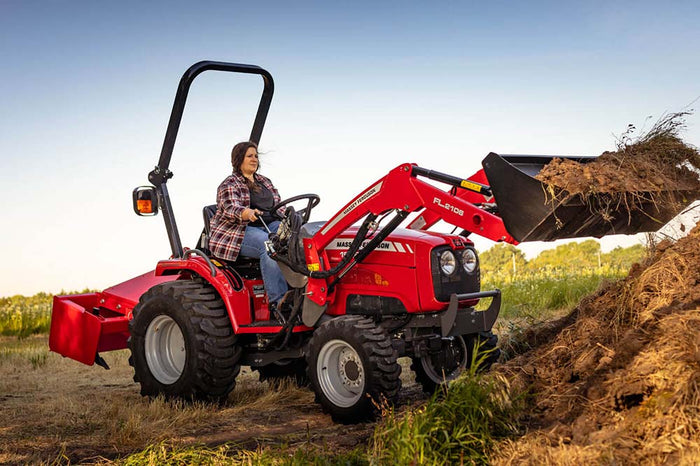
[406,167,512,239]
[302,163,514,310]
[309,164,514,253]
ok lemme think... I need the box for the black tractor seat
[198,204,261,278]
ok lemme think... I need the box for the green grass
[369,349,521,465]
[481,269,626,320]
[102,441,367,465]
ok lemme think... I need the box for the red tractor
[49,61,691,423]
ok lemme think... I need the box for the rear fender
[155,257,254,329]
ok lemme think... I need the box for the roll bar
[147,61,275,258]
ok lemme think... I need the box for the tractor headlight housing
[431,245,480,302]
[439,250,457,276]
[461,248,478,274]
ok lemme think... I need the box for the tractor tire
[306,315,401,424]
[127,278,241,402]
[411,335,469,394]
[256,358,309,387]
[411,331,500,394]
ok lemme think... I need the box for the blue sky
[1,1,699,296]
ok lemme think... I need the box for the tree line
[479,240,645,277]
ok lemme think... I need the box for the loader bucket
[482,152,697,242]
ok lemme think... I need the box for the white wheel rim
[421,336,468,383]
[145,315,186,385]
[317,339,365,408]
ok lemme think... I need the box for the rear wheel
[306,316,401,423]
[411,331,500,393]
[128,278,241,401]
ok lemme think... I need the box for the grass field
[0,335,518,465]
[482,269,627,320]
[0,269,626,464]
[0,269,636,465]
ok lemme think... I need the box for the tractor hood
[325,227,473,267]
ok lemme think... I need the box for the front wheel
[127,278,241,401]
[411,332,500,393]
[306,316,401,423]
[411,335,468,393]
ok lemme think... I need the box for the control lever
[259,215,277,256]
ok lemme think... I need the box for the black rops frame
[147,61,275,258]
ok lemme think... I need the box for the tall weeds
[370,349,521,465]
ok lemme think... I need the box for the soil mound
[494,223,700,465]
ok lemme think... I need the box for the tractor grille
[430,245,481,302]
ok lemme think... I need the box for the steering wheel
[270,193,320,224]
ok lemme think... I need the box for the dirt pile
[493,223,700,465]
[534,113,700,227]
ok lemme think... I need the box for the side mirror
[132,186,159,216]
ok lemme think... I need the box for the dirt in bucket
[534,112,700,224]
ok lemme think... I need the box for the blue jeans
[239,220,288,304]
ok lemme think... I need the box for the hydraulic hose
[308,213,376,279]
[183,248,217,277]
[328,210,408,290]
[274,213,377,279]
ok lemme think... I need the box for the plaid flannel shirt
[209,172,281,261]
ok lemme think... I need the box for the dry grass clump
[492,222,700,465]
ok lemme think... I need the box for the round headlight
[439,250,457,275]
[461,248,478,273]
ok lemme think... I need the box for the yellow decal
[211,259,223,267]
[460,180,482,192]
[374,273,389,287]
[307,263,320,272]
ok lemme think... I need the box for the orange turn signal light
[137,199,153,214]
[132,186,158,217]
